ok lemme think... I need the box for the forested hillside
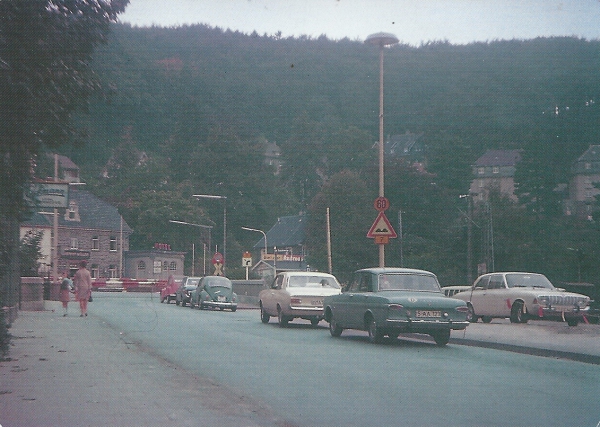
[56,23,600,285]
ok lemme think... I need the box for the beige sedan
[259,271,342,326]
[452,272,590,326]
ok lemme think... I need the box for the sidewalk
[0,302,282,427]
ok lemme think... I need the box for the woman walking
[74,260,92,317]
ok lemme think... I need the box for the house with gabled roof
[469,149,522,201]
[20,187,132,279]
[566,145,600,220]
[247,214,307,279]
[385,131,425,162]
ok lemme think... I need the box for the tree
[306,170,375,282]
[0,0,128,309]
[19,231,43,277]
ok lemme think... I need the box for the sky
[119,0,600,45]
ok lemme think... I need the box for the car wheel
[310,318,320,326]
[181,300,186,307]
[277,306,289,327]
[329,315,343,337]
[567,318,579,327]
[367,317,384,344]
[510,301,526,323]
[231,307,237,312]
[175,299,180,306]
[467,304,478,323]
[189,300,194,309]
[260,304,270,323]
[432,330,451,346]
[481,316,493,323]
[387,332,399,340]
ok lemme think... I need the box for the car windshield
[506,274,554,289]
[288,275,340,289]
[186,279,200,286]
[204,277,232,288]
[377,273,441,292]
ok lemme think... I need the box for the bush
[0,296,11,359]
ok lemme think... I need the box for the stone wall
[20,277,45,311]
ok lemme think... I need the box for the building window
[585,162,591,170]
[137,261,146,270]
[91,264,99,279]
[108,265,118,278]
[478,179,484,188]
[169,261,177,271]
[477,167,484,175]
[163,261,168,271]
[492,166,499,174]
[70,238,78,249]
[92,236,99,250]
[109,236,117,251]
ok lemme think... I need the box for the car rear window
[288,276,340,288]
[377,274,441,292]
[205,277,232,288]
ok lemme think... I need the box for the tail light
[456,306,469,313]
[291,298,302,305]
[388,304,404,310]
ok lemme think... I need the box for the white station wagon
[452,272,590,326]
[259,271,342,326]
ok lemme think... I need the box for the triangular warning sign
[367,211,397,238]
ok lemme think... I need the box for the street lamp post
[169,220,213,276]
[192,194,227,274]
[366,32,398,268]
[241,226,276,276]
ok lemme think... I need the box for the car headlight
[577,297,590,308]
[535,296,550,307]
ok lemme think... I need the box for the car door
[344,272,371,329]
[483,274,507,316]
[469,275,490,315]
[332,274,360,327]
[263,274,283,315]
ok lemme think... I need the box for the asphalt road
[91,293,600,427]
[2,292,600,427]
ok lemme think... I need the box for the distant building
[123,245,185,280]
[566,145,600,220]
[21,187,132,279]
[469,149,522,201]
[385,131,425,163]
[264,140,282,175]
[54,154,81,183]
[247,214,307,279]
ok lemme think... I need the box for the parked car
[323,268,470,345]
[189,276,238,311]
[175,276,202,307]
[441,285,471,297]
[451,272,591,326]
[160,275,181,304]
[259,271,342,326]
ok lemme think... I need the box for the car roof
[355,267,436,276]
[478,272,544,277]
[281,271,336,277]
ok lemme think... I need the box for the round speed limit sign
[373,196,390,212]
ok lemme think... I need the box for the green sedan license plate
[416,310,441,318]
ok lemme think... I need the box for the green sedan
[323,268,470,346]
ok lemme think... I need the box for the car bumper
[285,306,325,319]
[201,301,237,310]
[385,318,470,331]
[537,306,589,320]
